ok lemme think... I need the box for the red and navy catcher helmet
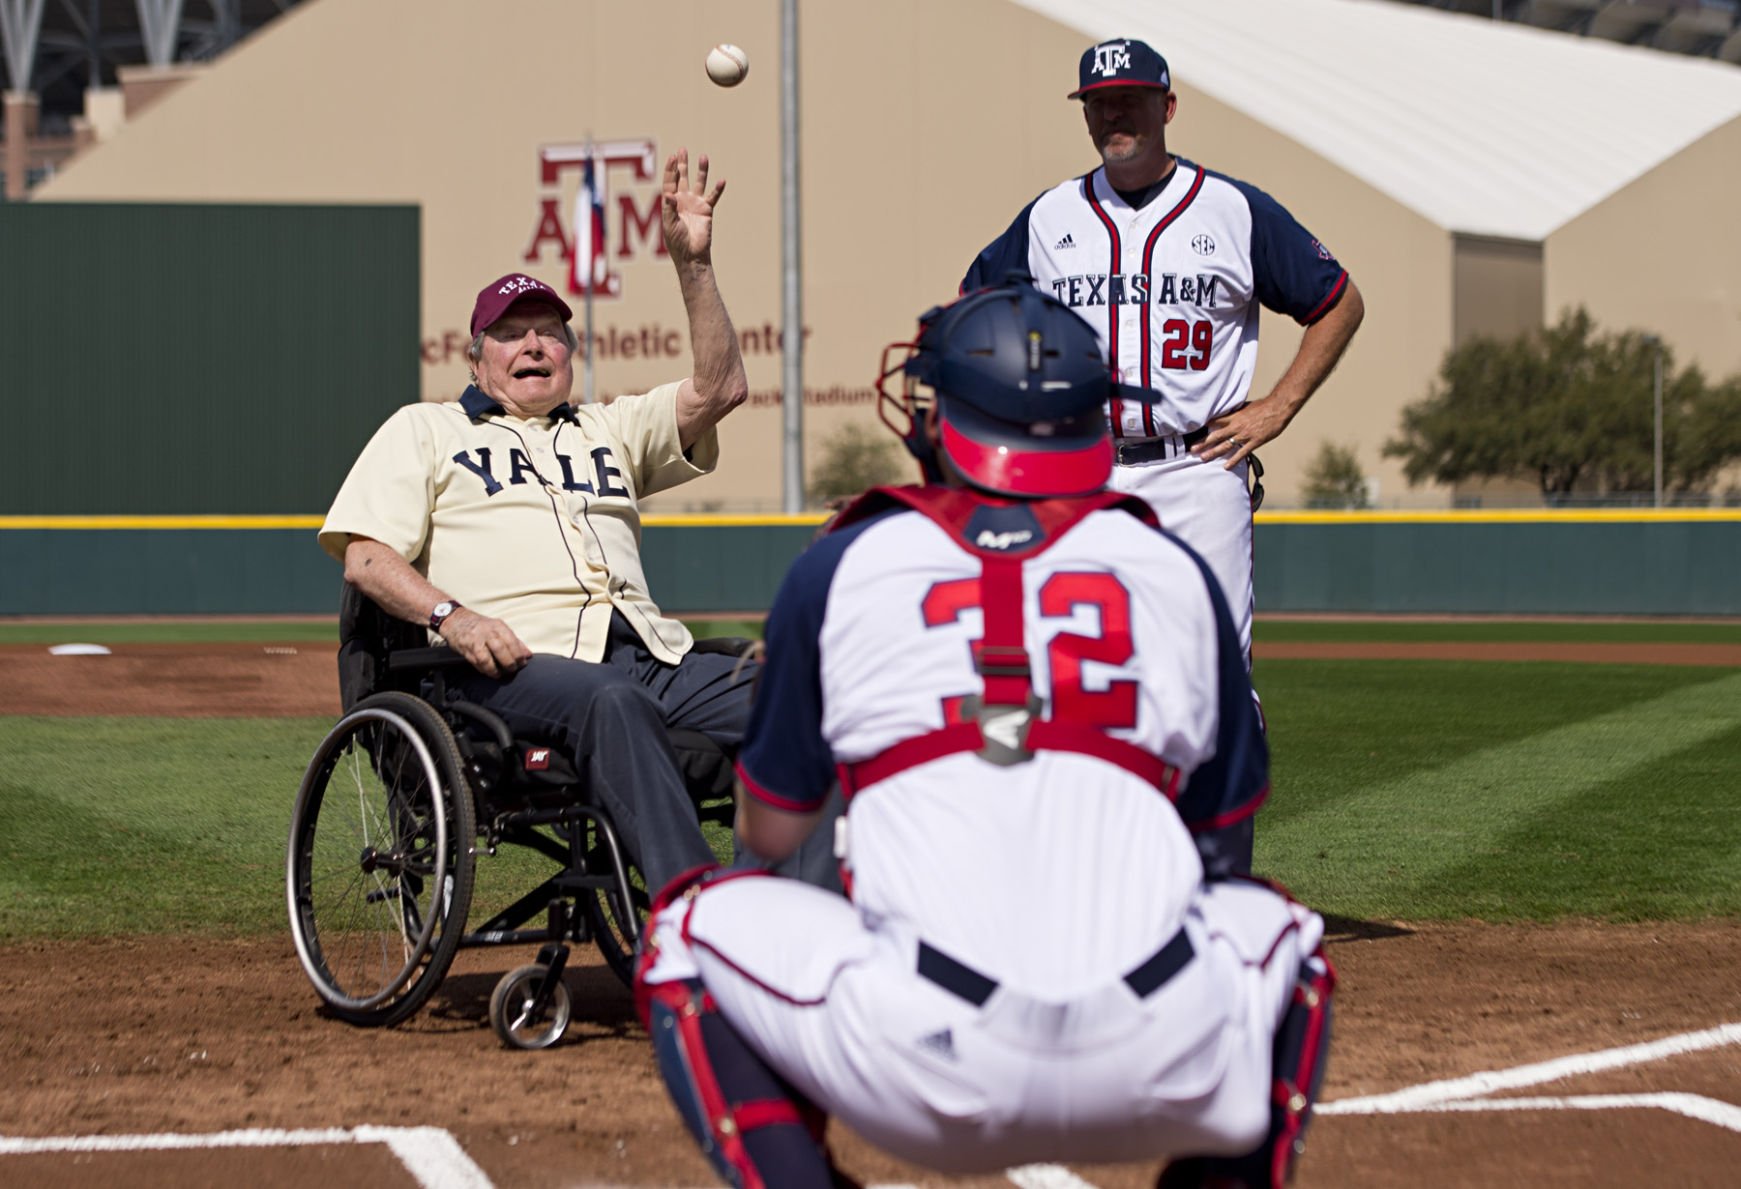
[876,282,1112,498]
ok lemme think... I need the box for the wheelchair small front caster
[489,963,572,1050]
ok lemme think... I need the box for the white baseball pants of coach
[1110,454,1257,669]
[640,877,1322,1174]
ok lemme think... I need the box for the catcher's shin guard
[1156,953,1335,1189]
[646,978,834,1189]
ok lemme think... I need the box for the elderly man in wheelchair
[287,149,797,1048]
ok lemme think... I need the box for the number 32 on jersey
[921,573,1137,730]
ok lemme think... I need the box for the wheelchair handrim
[286,705,451,1012]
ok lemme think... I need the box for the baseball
[705,44,749,88]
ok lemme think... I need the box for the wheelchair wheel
[489,963,572,1050]
[287,691,477,1026]
[584,834,650,987]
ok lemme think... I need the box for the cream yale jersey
[320,382,716,663]
[734,487,1267,996]
[963,159,1348,440]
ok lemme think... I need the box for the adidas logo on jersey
[917,1028,957,1061]
[1055,233,1076,250]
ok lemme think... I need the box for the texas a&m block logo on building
[523,138,667,301]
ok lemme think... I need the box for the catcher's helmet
[876,283,1111,497]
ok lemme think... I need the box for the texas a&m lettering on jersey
[963,158,1347,439]
[1045,270,1222,310]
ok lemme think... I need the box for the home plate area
[6,1023,1738,1188]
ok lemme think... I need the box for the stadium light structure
[781,0,804,514]
[1642,334,1664,508]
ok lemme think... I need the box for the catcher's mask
[876,283,1112,498]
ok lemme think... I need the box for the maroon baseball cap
[469,273,574,338]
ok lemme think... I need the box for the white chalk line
[0,1125,493,1189]
[1392,1093,1741,1132]
[1007,1164,1102,1189]
[1320,1020,1741,1131]
[16,1024,1733,1188]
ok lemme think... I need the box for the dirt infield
[6,638,1741,719]
[1,925,1738,1187]
[1,640,1738,1186]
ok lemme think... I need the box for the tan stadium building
[29,0,1741,512]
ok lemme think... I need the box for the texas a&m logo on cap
[1092,42,1133,77]
[1071,37,1170,98]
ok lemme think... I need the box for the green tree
[807,420,908,505]
[1383,307,1741,500]
[1301,441,1370,509]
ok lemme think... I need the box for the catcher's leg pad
[646,977,834,1189]
[1155,953,1335,1189]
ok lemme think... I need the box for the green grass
[1254,618,1741,644]
[0,717,331,938]
[0,618,765,645]
[3,622,1738,938]
[10,615,1726,646]
[0,621,341,644]
[1256,661,1741,921]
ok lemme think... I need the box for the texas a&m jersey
[962,159,1348,440]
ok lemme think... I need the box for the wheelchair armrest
[690,635,759,658]
[386,646,468,671]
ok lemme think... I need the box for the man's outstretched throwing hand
[662,148,726,267]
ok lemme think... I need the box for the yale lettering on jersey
[1049,273,1220,310]
[453,445,630,498]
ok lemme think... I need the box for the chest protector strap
[833,485,1179,799]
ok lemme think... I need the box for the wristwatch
[428,600,462,633]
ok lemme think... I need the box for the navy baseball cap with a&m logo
[1068,38,1170,99]
[469,273,575,337]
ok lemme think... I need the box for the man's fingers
[694,154,709,193]
[707,177,727,207]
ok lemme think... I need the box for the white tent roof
[1012,0,1741,239]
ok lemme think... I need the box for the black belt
[1115,426,1209,466]
[917,929,1194,1008]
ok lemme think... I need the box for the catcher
[635,283,1334,1188]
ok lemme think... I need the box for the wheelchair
[285,583,749,1050]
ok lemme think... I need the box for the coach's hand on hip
[1193,397,1290,469]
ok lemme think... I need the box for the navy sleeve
[736,514,894,812]
[1166,533,1269,854]
[960,196,1039,295]
[1227,176,1349,325]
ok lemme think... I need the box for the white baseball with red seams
[705,44,749,87]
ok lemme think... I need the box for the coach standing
[963,36,1364,666]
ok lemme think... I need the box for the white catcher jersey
[963,159,1349,440]
[735,487,1268,999]
[320,382,717,663]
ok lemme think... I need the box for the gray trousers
[456,611,839,895]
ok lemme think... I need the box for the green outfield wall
[0,202,419,515]
[1,511,1737,618]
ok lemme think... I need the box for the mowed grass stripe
[1428,723,1741,920]
[0,718,332,938]
[1261,668,1741,920]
